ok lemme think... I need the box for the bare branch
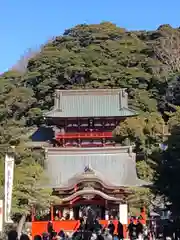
[11,37,55,73]
[153,33,180,73]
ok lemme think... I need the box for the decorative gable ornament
[84,165,94,174]
[82,187,95,200]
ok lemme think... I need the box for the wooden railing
[56,131,113,140]
[64,143,115,147]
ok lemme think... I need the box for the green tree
[10,147,58,237]
[155,107,180,214]
[115,113,165,212]
[168,105,180,129]
[114,112,165,154]
[128,160,154,215]
[13,161,55,236]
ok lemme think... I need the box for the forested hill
[4,22,180,122]
[1,22,180,217]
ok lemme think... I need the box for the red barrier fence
[32,220,128,238]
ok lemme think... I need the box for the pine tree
[155,123,180,214]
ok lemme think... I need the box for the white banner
[119,204,128,224]
[4,154,14,223]
[0,200,3,232]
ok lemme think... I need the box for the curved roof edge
[59,176,120,190]
[45,145,135,154]
[43,107,137,118]
[133,178,152,187]
[54,175,150,190]
[61,189,122,202]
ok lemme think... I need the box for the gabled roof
[45,146,149,188]
[59,165,117,190]
[44,89,137,118]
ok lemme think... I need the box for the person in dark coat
[136,219,143,239]
[163,220,173,240]
[58,230,65,238]
[8,230,18,240]
[127,218,137,240]
[174,217,180,240]
[94,217,102,234]
[108,220,115,236]
[47,221,53,233]
[78,217,85,230]
[117,220,124,240]
[51,231,57,240]
[34,235,42,240]
[47,221,54,239]
[97,234,104,240]
[85,209,94,232]
[20,234,30,240]
[84,216,93,240]
[42,232,49,240]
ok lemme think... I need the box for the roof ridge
[56,88,126,93]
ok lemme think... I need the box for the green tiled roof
[45,146,149,188]
[44,89,137,118]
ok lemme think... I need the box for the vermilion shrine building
[31,89,148,236]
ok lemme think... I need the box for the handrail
[56,132,113,139]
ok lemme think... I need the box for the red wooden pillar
[50,205,54,221]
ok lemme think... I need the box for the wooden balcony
[55,131,113,140]
[64,143,115,147]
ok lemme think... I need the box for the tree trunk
[17,214,26,239]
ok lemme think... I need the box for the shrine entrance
[73,203,106,220]
[60,191,121,221]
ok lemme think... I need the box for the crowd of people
[7,216,146,240]
[8,230,31,240]
[6,216,145,240]
[7,209,180,240]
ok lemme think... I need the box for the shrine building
[31,89,148,236]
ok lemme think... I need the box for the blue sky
[1,0,180,73]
